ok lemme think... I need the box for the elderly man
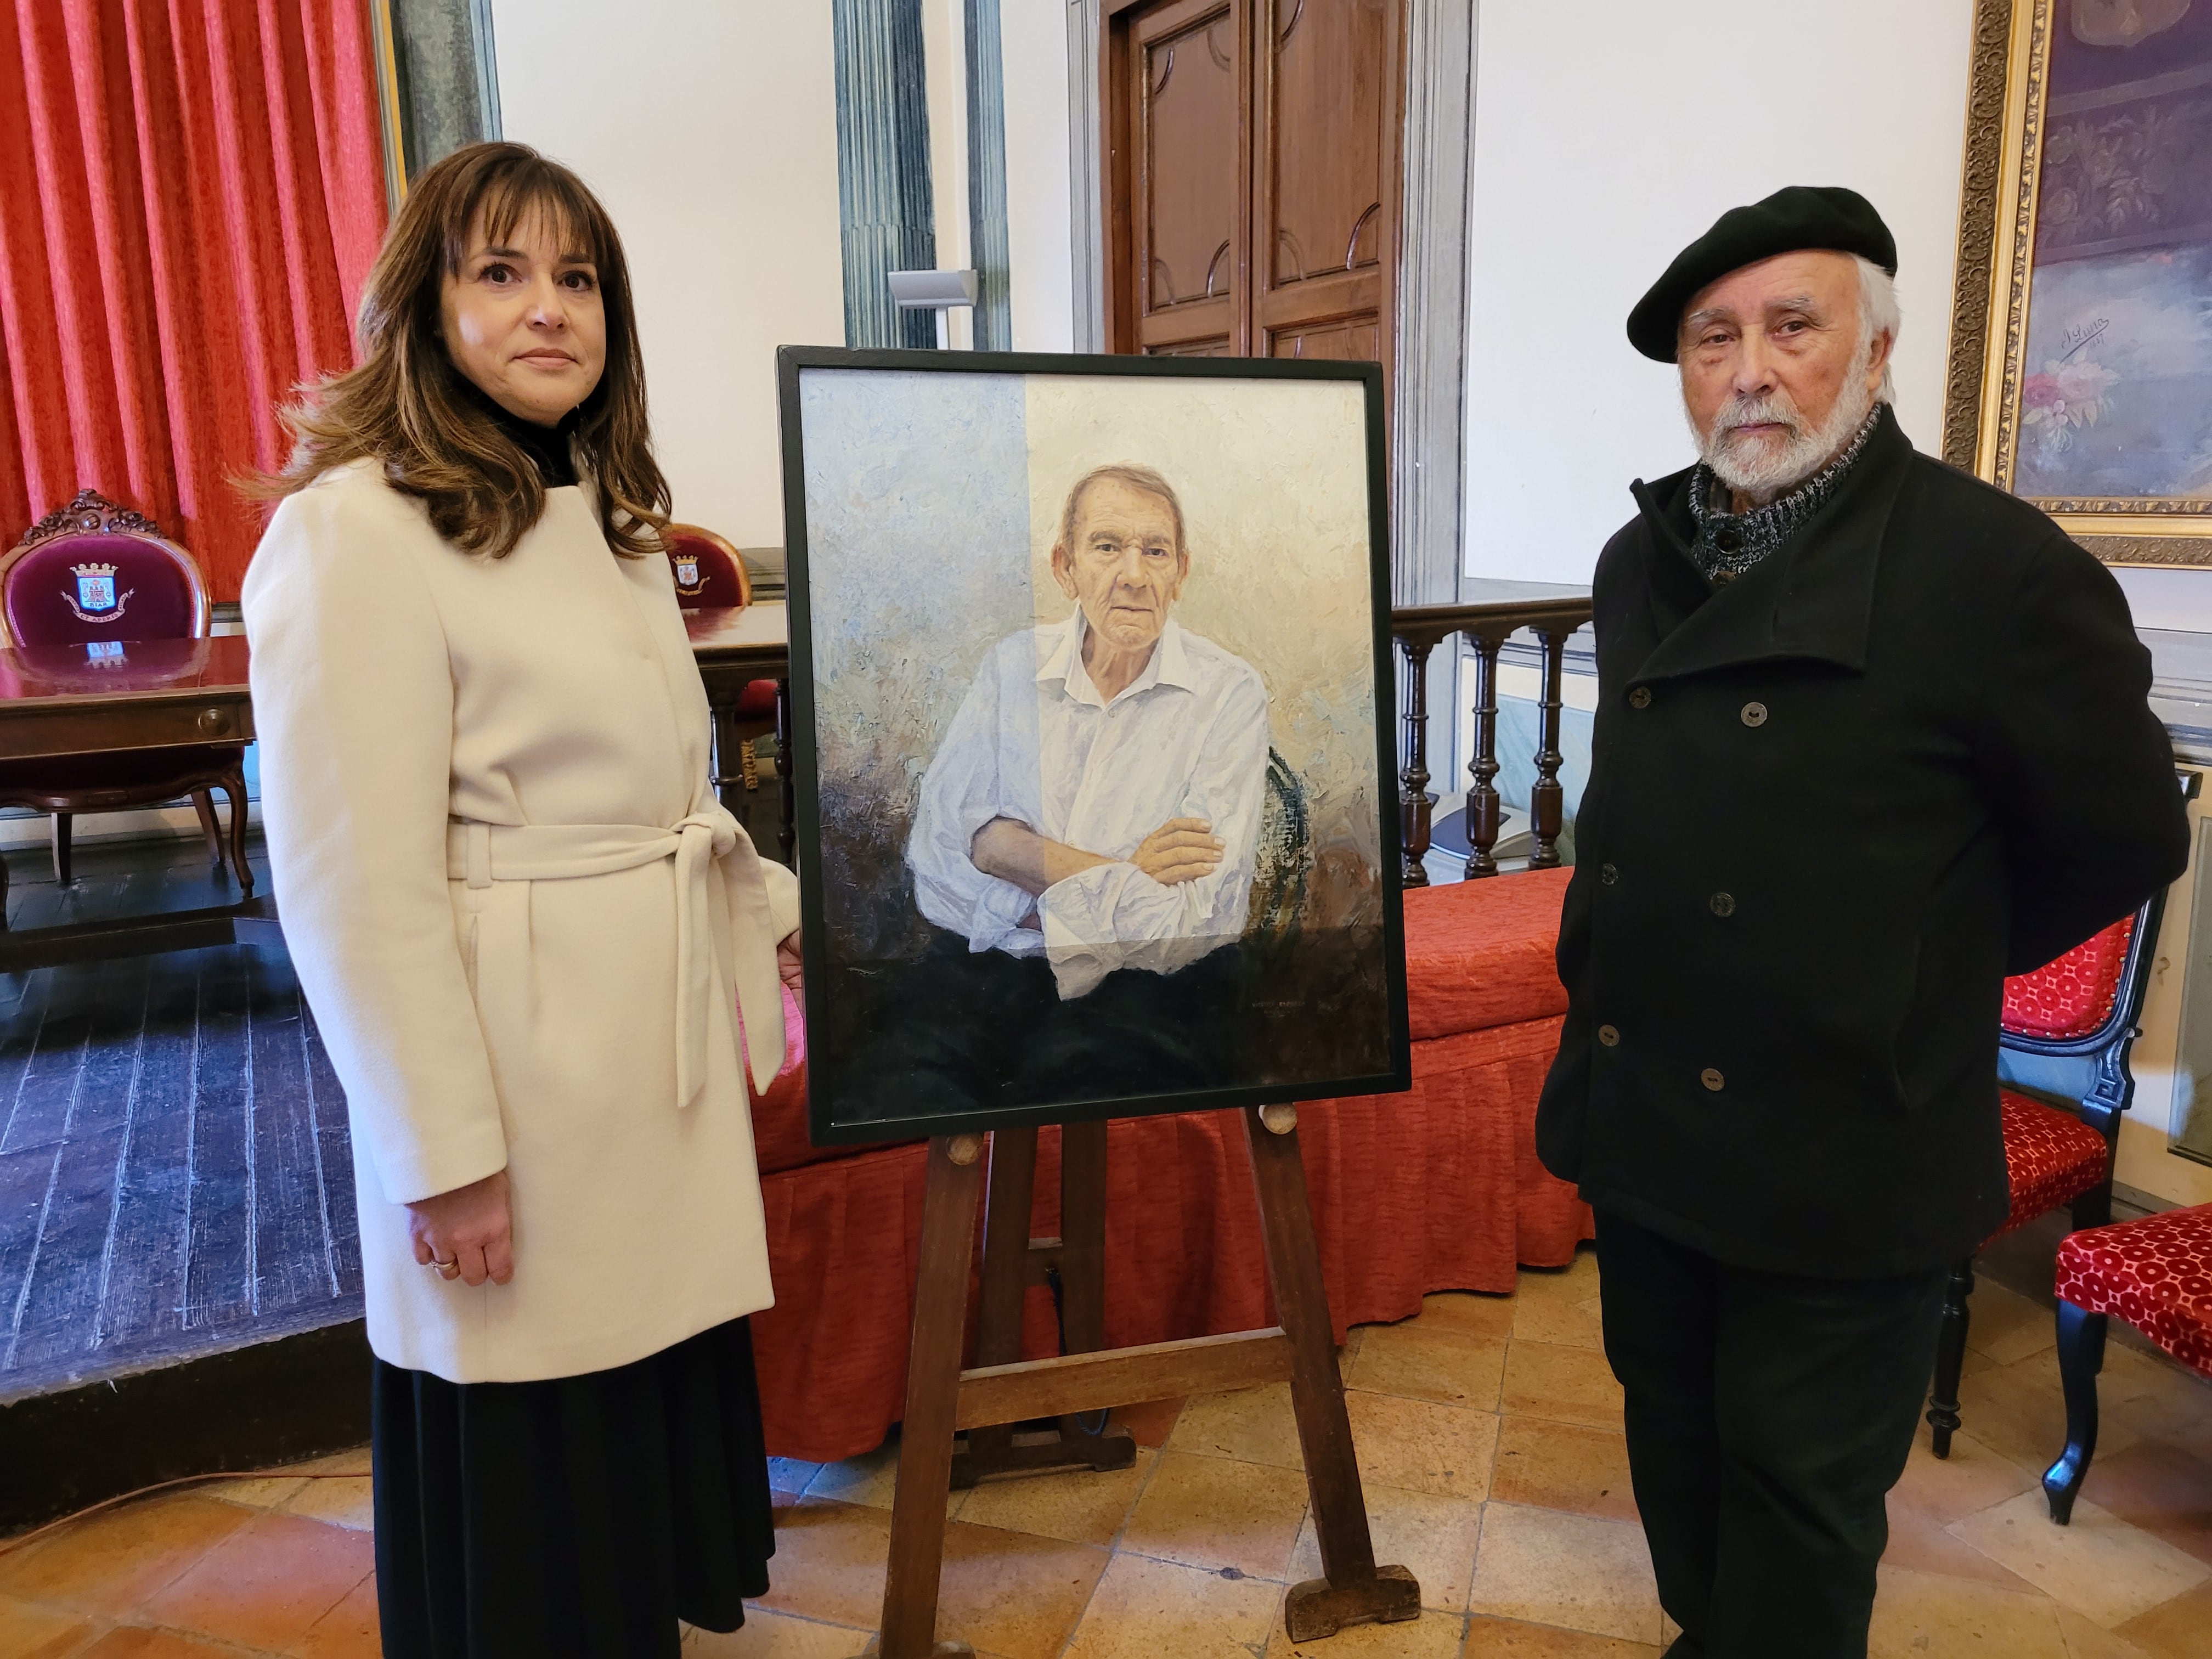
[1536,186,2188,1657]
[852,464,1270,1119]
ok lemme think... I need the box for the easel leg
[956,1128,1040,1481]
[950,1120,1134,1486]
[875,1135,986,1659]
[1245,1105,1422,1639]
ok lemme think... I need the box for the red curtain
[0,1,387,601]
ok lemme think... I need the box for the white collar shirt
[907,608,1272,998]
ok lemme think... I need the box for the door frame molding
[1393,0,1474,610]
[1068,1,1107,351]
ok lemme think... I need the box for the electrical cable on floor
[0,1469,366,1558]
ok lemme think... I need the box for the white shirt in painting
[909,609,1272,1000]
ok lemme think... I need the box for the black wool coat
[1534,407,2190,1278]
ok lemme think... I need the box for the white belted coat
[242,460,797,1383]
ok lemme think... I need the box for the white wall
[1464,0,1977,585]
[490,2,846,548]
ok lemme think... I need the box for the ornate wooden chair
[1925,883,2170,1457]
[662,522,779,792]
[2042,1201,2212,1522]
[0,490,250,897]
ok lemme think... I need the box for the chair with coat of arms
[661,522,780,794]
[0,489,252,898]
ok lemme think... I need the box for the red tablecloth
[749,868,1588,1464]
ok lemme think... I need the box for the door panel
[1264,0,1390,290]
[1268,318,1381,360]
[1252,0,1401,392]
[1141,9,1238,311]
[1117,0,1250,355]
[1105,0,1401,396]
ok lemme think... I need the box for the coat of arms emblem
[673,555,702,591]
[66,561,134,623]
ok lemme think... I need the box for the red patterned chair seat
[1992,1088,2111,1242]
[2053,1204,2212,1380]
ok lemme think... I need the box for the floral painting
[2015,0,2212,501]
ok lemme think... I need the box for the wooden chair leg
[2044,1299,2106,1524]
[50,812,72,886]
[1,843,11,930]
[219,770,254,896]
[1926,1255,1974,1459]
[191,789,223,866]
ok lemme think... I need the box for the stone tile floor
[2,1246,2209,1657]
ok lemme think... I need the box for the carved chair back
[662,522,752,611]
[1999,768,2198,1147]
[1,490,210,646]
[1245,750,1312,944]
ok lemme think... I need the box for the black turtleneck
[465,382,580,487]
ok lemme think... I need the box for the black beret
[1627,185,1897,362]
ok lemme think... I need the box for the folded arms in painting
[907,616,1272,1000]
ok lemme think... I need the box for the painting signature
[2059,317,2111,362]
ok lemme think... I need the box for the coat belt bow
[446,809,786,1107]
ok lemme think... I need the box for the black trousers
[1593,1211,1947,1659]
[834,930,1245,1124]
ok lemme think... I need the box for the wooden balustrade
[1390,588,1594,885]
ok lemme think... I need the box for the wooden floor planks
[0,833,364,1403]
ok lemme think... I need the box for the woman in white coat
[243,142,798,1657]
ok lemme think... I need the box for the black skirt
[371,1315,776,1659]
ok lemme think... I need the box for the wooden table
[0,605,794,972]
[0,636,273,970]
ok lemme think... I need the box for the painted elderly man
[860,463,1269,1118]
[1535,187,2188,1657]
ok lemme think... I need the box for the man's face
[1678,250,1890,495]
[1052,477,1188,657]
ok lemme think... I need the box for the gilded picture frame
[1943,0,2212,566]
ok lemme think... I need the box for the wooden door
[1104,0,1403,392]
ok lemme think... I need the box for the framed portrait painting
[1945,0,2212,563]
[776,348,1412,1145]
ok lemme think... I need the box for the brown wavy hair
[258,142,669,558]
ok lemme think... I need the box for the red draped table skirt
[747,868,1588,1464]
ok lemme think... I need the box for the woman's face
[439,203,607,427]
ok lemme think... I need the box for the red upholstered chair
[0,490,250,894]
[662,522,779,793]
[1923,868,2176,1458]
[2042,1203,2212,1521]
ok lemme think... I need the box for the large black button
[1701,1068,1725,1092]
[1598,1025,1621,1048]
[1709,892,1735,917]
[1629,687,1652,709]
[1600,864,1618,885]
[1741,701,1769,727]
[1713,527,1743,553]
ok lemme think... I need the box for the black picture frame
[776,345,1412,1145]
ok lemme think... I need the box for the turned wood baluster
[1527,625,1568,869]
[1397,636,1437,887]
[1464,631,1504,879]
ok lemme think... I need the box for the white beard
[1694,351,1879,503]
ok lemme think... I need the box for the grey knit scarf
[1686,405,1882,583]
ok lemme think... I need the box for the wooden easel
[949,1119,1137,1488]
[870,1104,1421,1657]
